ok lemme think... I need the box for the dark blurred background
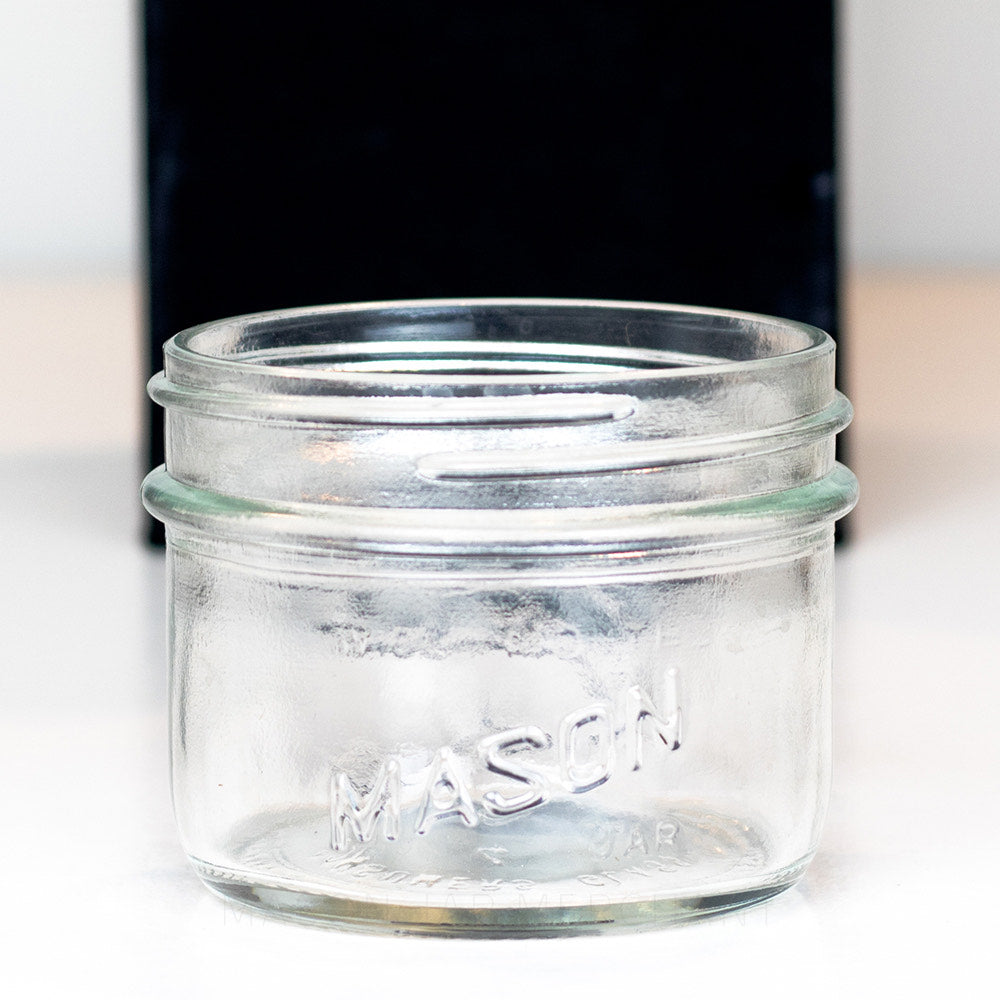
[144,1,839,541]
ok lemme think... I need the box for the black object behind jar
[143,1,843,543]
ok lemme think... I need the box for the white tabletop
[2,273,998,997]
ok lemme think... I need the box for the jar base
[192,856,808,937]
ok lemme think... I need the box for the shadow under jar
[143,298,857,936]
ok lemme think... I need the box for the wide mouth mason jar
[143,298,857,936]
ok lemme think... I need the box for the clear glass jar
[143,298,856,935]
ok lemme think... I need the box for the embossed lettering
[621,865,653,879]
[624,826,650,855]
[323,849,368,870]
[656,820,678,848]
[410,872,443,887]
[625,674,681,770]
[559,704,614,793]
[480,726,549,816]
[331,760,401,850]
[328,682,682,844]
[378,870,411,883]
[353,863,387,878]
[416,747,479,834]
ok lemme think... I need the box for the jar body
[145,298,855,934]
[166,529,833,933]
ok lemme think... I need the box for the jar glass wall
[144,299,857,935]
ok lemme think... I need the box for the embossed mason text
[331,678,681,850]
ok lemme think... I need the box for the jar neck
[145,299,856,548]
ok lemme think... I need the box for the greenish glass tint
[144,299,857,936]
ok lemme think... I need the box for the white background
[4,1,1000,271]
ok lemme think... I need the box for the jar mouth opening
[167,298,831,387]
[226,340,715,376]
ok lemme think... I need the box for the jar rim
[165,297,833,389]
[148,298,854,537]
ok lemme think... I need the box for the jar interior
[180,301,825,375]
[234,342,708,375]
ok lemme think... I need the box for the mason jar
[142,298,857,935]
